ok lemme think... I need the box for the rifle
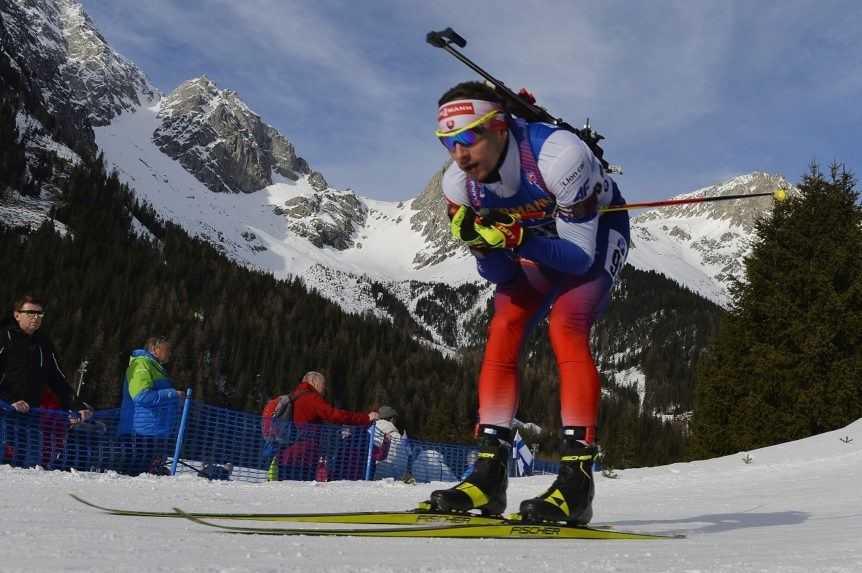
[427,27,621,174]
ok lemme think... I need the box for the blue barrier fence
[0,398,558,482]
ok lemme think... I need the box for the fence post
[363,424,376,481]
[170,388,192,476]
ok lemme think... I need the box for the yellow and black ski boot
[428,425,511,516]
[519,426,597,525]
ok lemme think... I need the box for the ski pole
[599,188,788,213]
[170,388,192,476]
[513,188,789,220]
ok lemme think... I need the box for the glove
[450,205,489,248]
[474,210,524,249]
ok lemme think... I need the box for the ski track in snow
[2,419,861,572]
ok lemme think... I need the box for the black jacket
[0,322,83,410]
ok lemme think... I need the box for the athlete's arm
[516,131,604,275]
[443,166,520,284]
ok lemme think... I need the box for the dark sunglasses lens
[439,129,480,151]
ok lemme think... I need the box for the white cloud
[79,0,862,201]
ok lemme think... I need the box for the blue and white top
[442,119,625,282]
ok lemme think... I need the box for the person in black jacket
[0,295,92,467]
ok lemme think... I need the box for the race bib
[604,229,628,282]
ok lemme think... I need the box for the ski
[70,494,504,525]
[175,508,683,539]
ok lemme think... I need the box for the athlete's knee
[488,310,531,340]
[548,312,591,342]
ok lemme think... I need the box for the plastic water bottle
[315,456,329,482]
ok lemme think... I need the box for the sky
[79,1,862,203]
[2,417,861,572]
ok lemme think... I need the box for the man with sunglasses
[425,82,630,525]
[1,295,93,467]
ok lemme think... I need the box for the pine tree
[691,164,862,457]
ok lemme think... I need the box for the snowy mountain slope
[90,100,491,349]
[0,190,68,235]
[92,102,476,283]
[0,0,155,154]
[153,76,323,195]
[95,90,786,315]
[3,0,779,355]
[628,173,792,306]
[0,111,75,233]
[2,418,860,572]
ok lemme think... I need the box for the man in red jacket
[275,371,378,481]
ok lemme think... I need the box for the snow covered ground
[2,419,861,573]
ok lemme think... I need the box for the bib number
[604,229,628,282]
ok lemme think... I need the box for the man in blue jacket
[117,336,184,475]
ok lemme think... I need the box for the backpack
[260,389,312,441]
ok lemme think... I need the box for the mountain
[154,76,325,195]
[1,0,783,319]
[0,0,155,155]
[1,0,787,433]
[628,172,792,306]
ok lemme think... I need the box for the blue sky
[80,1,862,203]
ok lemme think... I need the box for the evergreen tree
[691,164,862,457]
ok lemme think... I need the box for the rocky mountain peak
[273,189,367,250]
[0,0,155,155]
[629,172,794,306]
[410,160,463,269]
[56,0,157,125]
[154,75,325,194]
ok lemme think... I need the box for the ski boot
[426,425,511,516]
[519,426,597,525]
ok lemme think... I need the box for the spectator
[117,336,184,475]
[372,405,401,460]
[0,295,92,468]
[374,405,402,446]
[273,371,378,481]
[369,405,404,480]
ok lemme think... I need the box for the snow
[93,102,475,285]
[15,111,81,164]
[0,191,69,235]
[626,173,790,308]
[89,91,784,330]
[2,419,860,572]
[612,366,647,410]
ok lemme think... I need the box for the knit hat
[378,405,398,420]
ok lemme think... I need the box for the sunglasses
[17,309,45,317]
[436,111,502,152]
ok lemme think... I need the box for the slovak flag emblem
[446,119,455,130]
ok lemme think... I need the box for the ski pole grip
[426,27,466,48]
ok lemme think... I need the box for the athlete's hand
[450,205,489,248]
[474,211,524,249]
